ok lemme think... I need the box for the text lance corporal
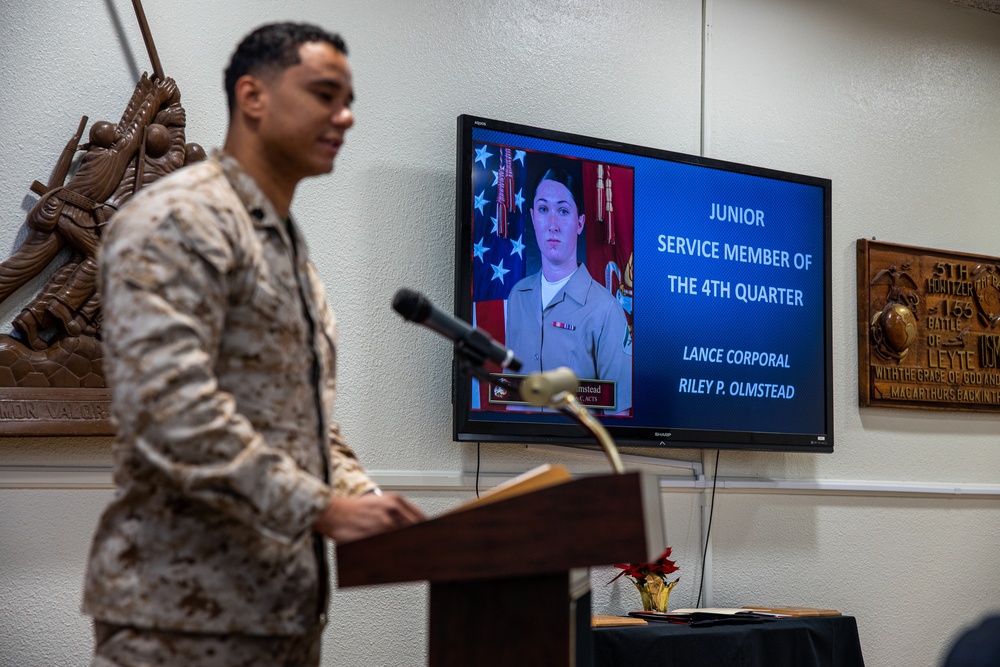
[683,346,789,368]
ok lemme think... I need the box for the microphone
[392,288,523,372]
[519,367,579,408]
[521,366,625,474]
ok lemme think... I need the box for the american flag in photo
[470,143,528,303]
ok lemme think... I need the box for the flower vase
[633,574,679,613]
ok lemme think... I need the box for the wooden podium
[336,471,664,666]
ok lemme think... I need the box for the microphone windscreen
[520,367,579,407]
[392,288,431,322]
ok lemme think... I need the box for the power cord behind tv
[474,441,718,603]
[475,442,481,498]
[696,450,720,608]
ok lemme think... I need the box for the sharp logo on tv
[452,115,833,453]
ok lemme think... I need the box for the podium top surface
[336,471,663,588]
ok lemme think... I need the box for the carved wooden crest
[971,264,1000,328]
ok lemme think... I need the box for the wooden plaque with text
[857,239,1000,411]
[0,388,113,436]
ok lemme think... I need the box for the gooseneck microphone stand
[517,367,626,475]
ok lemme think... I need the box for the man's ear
[233,74,268,120]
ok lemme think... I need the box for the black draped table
[592,615,865,667]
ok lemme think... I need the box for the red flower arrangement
[609,547,680,613]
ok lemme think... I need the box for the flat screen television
[452,114,833,453]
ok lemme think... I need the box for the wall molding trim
[3,465,1000,499]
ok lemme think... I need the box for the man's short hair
[224,22,348,113]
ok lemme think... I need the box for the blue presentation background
[468,127,827,437]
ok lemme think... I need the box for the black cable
[475,442,481,498]
[696,450,720,609]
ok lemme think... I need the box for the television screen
[453,115,833,452]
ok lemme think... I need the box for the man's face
[531,179,584,270]
[256,41,354,181]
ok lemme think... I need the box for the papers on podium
[449,463,572,513]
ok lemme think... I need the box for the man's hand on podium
[314,492,426,544]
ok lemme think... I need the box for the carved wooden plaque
[0,0,203,436]
[857,238,1000,411]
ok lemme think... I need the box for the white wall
[1,1,999,666]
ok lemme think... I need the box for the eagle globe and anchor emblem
[492,382,510,401]
[870,264,919,361]
[871,302,918,360]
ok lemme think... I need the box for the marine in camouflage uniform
[82,151,377,648]
[83,24,424,666]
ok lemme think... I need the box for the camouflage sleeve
[308,264,379,498]
[328,420,379,497]
[100,196,332,544]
